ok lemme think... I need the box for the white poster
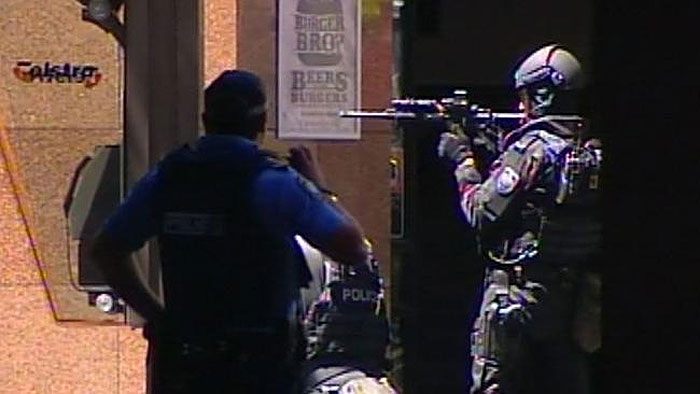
[277,0,361,140]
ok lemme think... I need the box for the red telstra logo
[13,61,103,88]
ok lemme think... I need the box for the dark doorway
[393,1,593,393]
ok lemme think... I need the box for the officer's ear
[250,112,266,136]
[517,88,531,111]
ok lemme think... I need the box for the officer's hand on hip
[289,145,328,189]
[437,132,472,164]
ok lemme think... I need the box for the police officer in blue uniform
[438,44,601,394]
[90,70,371,394]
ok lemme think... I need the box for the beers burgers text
[13,61,102,88]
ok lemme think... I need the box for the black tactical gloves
[437,132,472,164]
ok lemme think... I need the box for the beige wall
[1,0,124,320]
[204,0,237,85]
[0,0,148,392]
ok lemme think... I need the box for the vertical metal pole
[124,0,151,327]
[123,0,203,326]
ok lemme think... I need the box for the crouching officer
[90,69,371,394]
[438,44,601,394]
[300,241,398,394]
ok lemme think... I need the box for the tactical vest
[305,270,389,372]
[481,118,602,268]
[153,144,302,339]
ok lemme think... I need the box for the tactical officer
[298,239,397,394]
[91,70,371,394]
[437,44,601,394]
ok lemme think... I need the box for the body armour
[153,144,304,338]
[481,118,602,267]
[304,263,389,373]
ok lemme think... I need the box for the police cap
[204,70,266,125]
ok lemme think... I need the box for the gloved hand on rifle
[438,132,482,186]
[437,132,473,164]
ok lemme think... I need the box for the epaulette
[290,169,321,194]
[259,149,289,170]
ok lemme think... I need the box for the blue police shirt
[102,134,348,254]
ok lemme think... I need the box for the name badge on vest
[496,166,520,196]
[163,212,225,236]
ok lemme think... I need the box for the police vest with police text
[154,144,302,338]
[306,273,389,370]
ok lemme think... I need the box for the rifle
[339,90,584,161]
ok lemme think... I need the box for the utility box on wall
[67,145,120,286]
[65,144,125,314]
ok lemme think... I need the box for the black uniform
[301,262,395,393]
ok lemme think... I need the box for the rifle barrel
[475,112,523,120]
[338,110,418,119]
[339,110,583,124]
